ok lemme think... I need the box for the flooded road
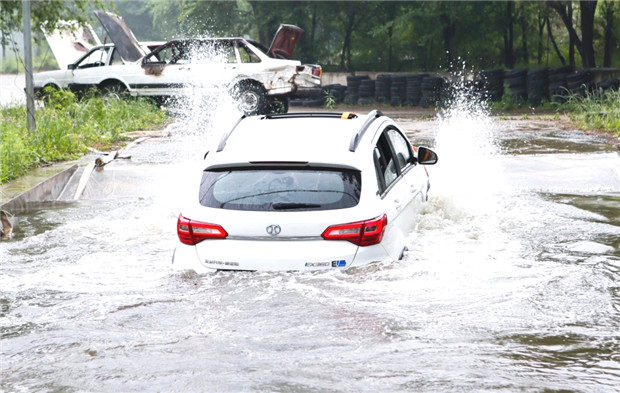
[1,104,619,392]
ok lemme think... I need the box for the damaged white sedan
[34,10,322,115]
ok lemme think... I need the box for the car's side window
[374,133,397,194]
[239,44,261,63]
[386,128,414,173]
[76,47,108,69]
[109,48,123,65]
[222,44,237,63]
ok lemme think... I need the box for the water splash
[430,68,503,218]
[162,40,246,155]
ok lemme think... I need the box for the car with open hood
[34,10,322,115]
[172,110,438,272]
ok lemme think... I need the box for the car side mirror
[417,146,438,165]
[67,63,76,70]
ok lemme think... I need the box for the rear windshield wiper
[272,202,322,210]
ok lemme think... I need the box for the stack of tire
[290,89,322,107]
[597,78,620,92]
[375,74,392,103]
[480,69,505,102]
[526,68,548,106]
[566,69,593,97]
[323,84,347,104]
[504,68,527,100]
[389,75,406,106]
[358,79,376,105]
[547,65,573,102]
[419,76,444,107]
[344,75,369,104]
[405,74,427,106]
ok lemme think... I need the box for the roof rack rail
[217,115,246,152]
[348,110,384,152]
[262,112,358,120]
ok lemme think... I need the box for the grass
[561,89,620,138]
[0,88,170,184]
[492,87,620,139]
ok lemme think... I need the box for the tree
[504,1,515,68]
[601,0,618,67]
[0,0,102,46]
[548,0,598,68]
[438,2,457,70]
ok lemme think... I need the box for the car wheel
[100,82,127,99]
[267,97,289,114]
[234,84,266,115]
[37,84,59,102]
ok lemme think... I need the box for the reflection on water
[1,91,619,391]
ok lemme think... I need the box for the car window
[145,44,173,63]
[76,47,109,69]
[386,128,414,172]
[199,167,361,211]
[374,133,398,194]
[109,48,123,65]
[239,44,261,63]
[205,41,236,64]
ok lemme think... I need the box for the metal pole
[22,0,36,132]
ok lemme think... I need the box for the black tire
[37,84,59,102]
[100,81,128,99]
[527,68,548,106]
[234,83,267,115]
[266,96,289,114]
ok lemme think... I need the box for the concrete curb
[0,164,78,213]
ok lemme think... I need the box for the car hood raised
[94,10,145,62]
[267,24,304,59]
[45,22,101,69]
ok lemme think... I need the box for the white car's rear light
[321,214,388,246]
[177,214,228,245]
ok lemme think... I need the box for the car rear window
[199,167,361,211]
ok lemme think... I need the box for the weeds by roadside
[492,87,620,138]
[0,88,169,184]
[561,89,620,137]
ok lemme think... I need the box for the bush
[0,90,169,184]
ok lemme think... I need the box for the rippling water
[2,93,619,391]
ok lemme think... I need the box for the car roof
[206,111,387,170]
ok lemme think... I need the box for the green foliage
[324,90,336,110]
[491,85,620,137]
[6,0,620,72]
[0,0,105,46]
[563,89,620,136]
[0,90,169,184]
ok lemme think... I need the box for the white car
[34,10,322,115]
[172,110,438,272]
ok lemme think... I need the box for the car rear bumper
[171,239,391,272]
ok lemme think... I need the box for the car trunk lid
[267,24,304,59]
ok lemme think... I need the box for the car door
[384,127,427,203]
[68,46,113,90]
[373,128,417,259]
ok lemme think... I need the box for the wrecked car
[33,10,322,115]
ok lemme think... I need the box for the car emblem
[266,224,281,236]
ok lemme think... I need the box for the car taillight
[177,214,228,245]
[321,214,388,246]
[312,66,322,77]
